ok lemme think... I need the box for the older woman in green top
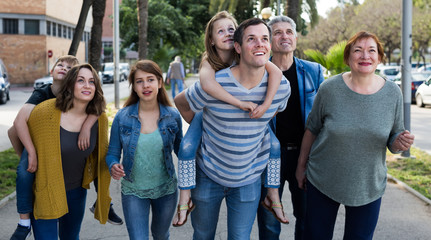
[296,31,415,240]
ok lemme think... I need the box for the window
[52,22,56,36]
[57,24,61,37]
[63,25,67,38]
[46,21,51,35]
[68,27,71,39]
[24,20,39,35]
[3,19,18,34]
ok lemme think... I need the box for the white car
[33,76,53,89]
[376,65,400,81]
[415,76,431,107]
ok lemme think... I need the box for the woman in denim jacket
[105,60,183,240]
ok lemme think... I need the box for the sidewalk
[1,75,431,239]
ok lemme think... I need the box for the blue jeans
[121,190,178,240]
[31,187,87,240]
[190,166,261,240]
[304,182,381,240]
[170,78,184,98]
[16,148,35,214]
[257,147,306,240]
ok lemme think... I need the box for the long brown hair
[56,63,106,115]
[201,11,239,72]
[124,60,172,107]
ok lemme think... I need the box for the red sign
[48,50,53,58]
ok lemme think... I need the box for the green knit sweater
[306,74,404,206]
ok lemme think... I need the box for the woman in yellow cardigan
[27,63,111,239]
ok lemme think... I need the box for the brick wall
[0,35,47,85]
[0,1,45,14]
[0,35,87,85]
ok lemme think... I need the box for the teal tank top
[121,129,177,199]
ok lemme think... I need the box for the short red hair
[344,31,386,66]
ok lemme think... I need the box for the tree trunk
[137,0,148,59]
[89,0,106,72]
[286,0,299,26]
[261,0,271,8]
[69,0,94,56]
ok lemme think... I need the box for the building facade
[0,0,92,85]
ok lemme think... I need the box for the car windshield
[103,64,114,71]
[383,69,399,76]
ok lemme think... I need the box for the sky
[315,0,364,17]
[316,0,340,17]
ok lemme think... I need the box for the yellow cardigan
[28,99,111,224]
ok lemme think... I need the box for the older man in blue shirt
[257,15,325,240]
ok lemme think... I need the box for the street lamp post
[261,7,272,22]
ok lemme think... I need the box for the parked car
[394,72,431,102]
[417,65,431,72]
[120,63,130,82]
[100,63,114,83]
[100,62,129,83]
[415,75,431,107]
[33,75,53,89]
[0,59,10,104]
[376,65,400,81]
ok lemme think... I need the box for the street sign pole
[114,0,120,109]
[401,0,412,157]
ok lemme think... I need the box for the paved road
[410,104,431,154]
[1,76,431,239]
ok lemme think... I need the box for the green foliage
[413,0,431,8]
[387,148,431,200]
[233,0,256,23]
[0,148,19,199]
[120,0,207,64]
[304,40,350,76]
[152,45,178,72]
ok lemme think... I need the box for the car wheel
[6,90,10,100]
[416,94,424,107]
[0,91,7,104]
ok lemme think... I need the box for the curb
[0,191,16,208]
[387,174,431,206]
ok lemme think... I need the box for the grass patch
[387,147,431,200]
[0,148,20,199]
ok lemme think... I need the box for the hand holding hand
[111,163,126,180]
[250,103,270,119]
[238,101,257,113]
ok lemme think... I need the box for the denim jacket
[105,102,183,182]
[270,56,324,130]
[294,57,325,124]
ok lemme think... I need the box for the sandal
[172,199,195,227]
[261,196,289,224]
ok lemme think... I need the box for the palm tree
[89,0,106,72]
[209,0,239,15]
[304,40,350,76]
[137,0,148,59]
[286,0,318,34]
